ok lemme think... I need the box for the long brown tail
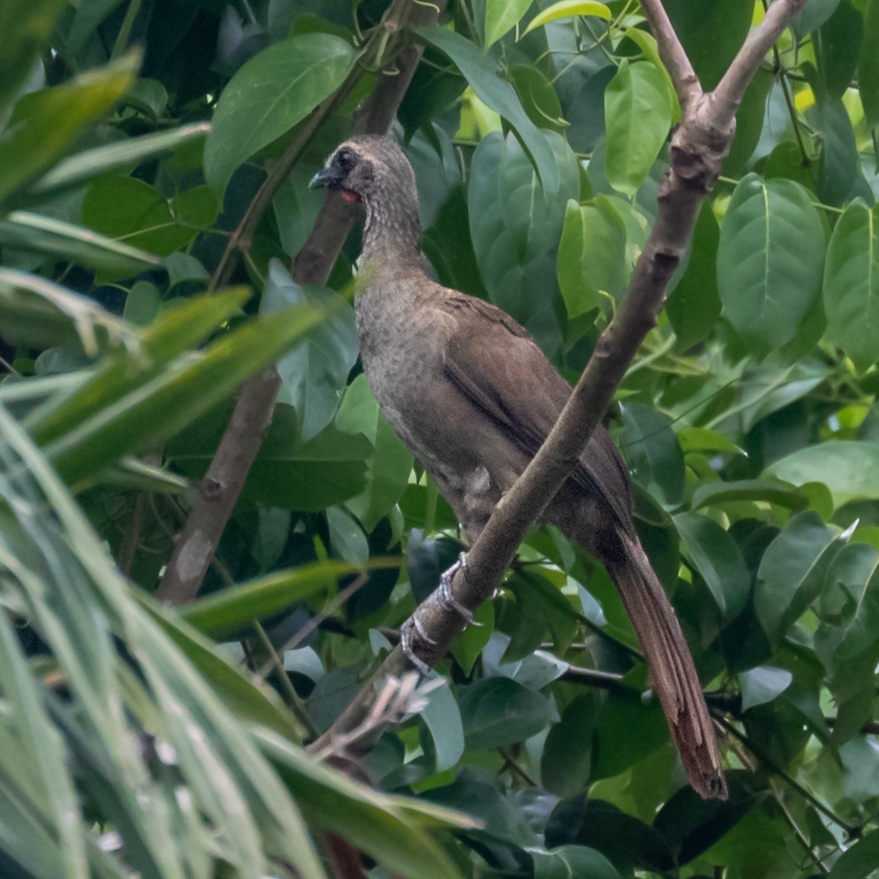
[607,532,727,800]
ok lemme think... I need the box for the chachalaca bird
[311,135,727,800]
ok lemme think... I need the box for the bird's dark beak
[309,167,338,190]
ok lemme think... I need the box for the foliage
[1,0,879,877]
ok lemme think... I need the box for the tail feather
[608,533,727,800]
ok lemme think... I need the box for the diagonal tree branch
[155,0,447,605]
[639,0,701,110]
[311,0,806,757]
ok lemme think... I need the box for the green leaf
[662,0,753,90]
[828,829,879,879]
[834,547,879,661]
[690,478,808,512]
[754,511,840,646]
[0,613,88,879]
[418,24,560,190]
[522,0,611,36]
[336,374,413,532]
[508,63,566,133]
[0,55,137,209]
[468,131,579,354]
[818,0,864,100]
[619,27,681,124]
[739,666,793,711]
[652,770,758,864]
[262,261,357,441]
[678,428,744,455]
[204,33,357,195]
[541,695,597,796]
[420,678,465,772]
[29,122,211,199]
[242,414,371,511]
[451,601,494,675]
[326,505,369,565]
[793,0,841,35]
[0,408,329,879]
[674,512,750,620]
[546,797,675,872]
[123,280,162,327]
[0,0,66,112]
[257,729,473,879]
[823,201,879,372]
[592,687,669,780]
[501,572,578,662]
[0,211,162,274]
[532,844,620,879]
[860,0,879,126]
[667,201,721,350]
[604,60,675,197]
[0,267,135,354]
[81,176,201,258]
[180,560,370,639]
[28,290,249,445]
[459,678,555,749]
[766,441,879,508]
[45,305,325,485]
[620,402,685,506]
[817,98,874,206]
[484,0,532,48]
[557,197,626,318]
[717,174,826,356]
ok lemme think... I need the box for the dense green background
[1,0,879,876]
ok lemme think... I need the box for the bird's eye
[336,148,356,172]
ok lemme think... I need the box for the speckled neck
[360,177,423,272]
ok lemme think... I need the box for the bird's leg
[401,553,480,673]
[400,617,433,674]
[438,552,480,625]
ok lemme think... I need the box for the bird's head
[309,135,415,207]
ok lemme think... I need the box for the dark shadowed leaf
[675,512,750,620]
[754,511,840,646]
[620,402,685,506]
[823,200,879,372]
[459,678,555,750]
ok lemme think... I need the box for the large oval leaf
[204,33,357,195]
[674,512,750,620]
[717,174,825,356]
[261,260,357,442]
[823,200,879,372]
[557,196,626,318]
[469,131,579,354]
[604,60,675,197]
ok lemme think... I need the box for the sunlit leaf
[522,0,611,36]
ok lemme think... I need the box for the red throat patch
[340,190,361,203]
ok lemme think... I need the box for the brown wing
[441,293,635,530]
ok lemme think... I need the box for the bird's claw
[438,552,481,626]
[400,618,433,675]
